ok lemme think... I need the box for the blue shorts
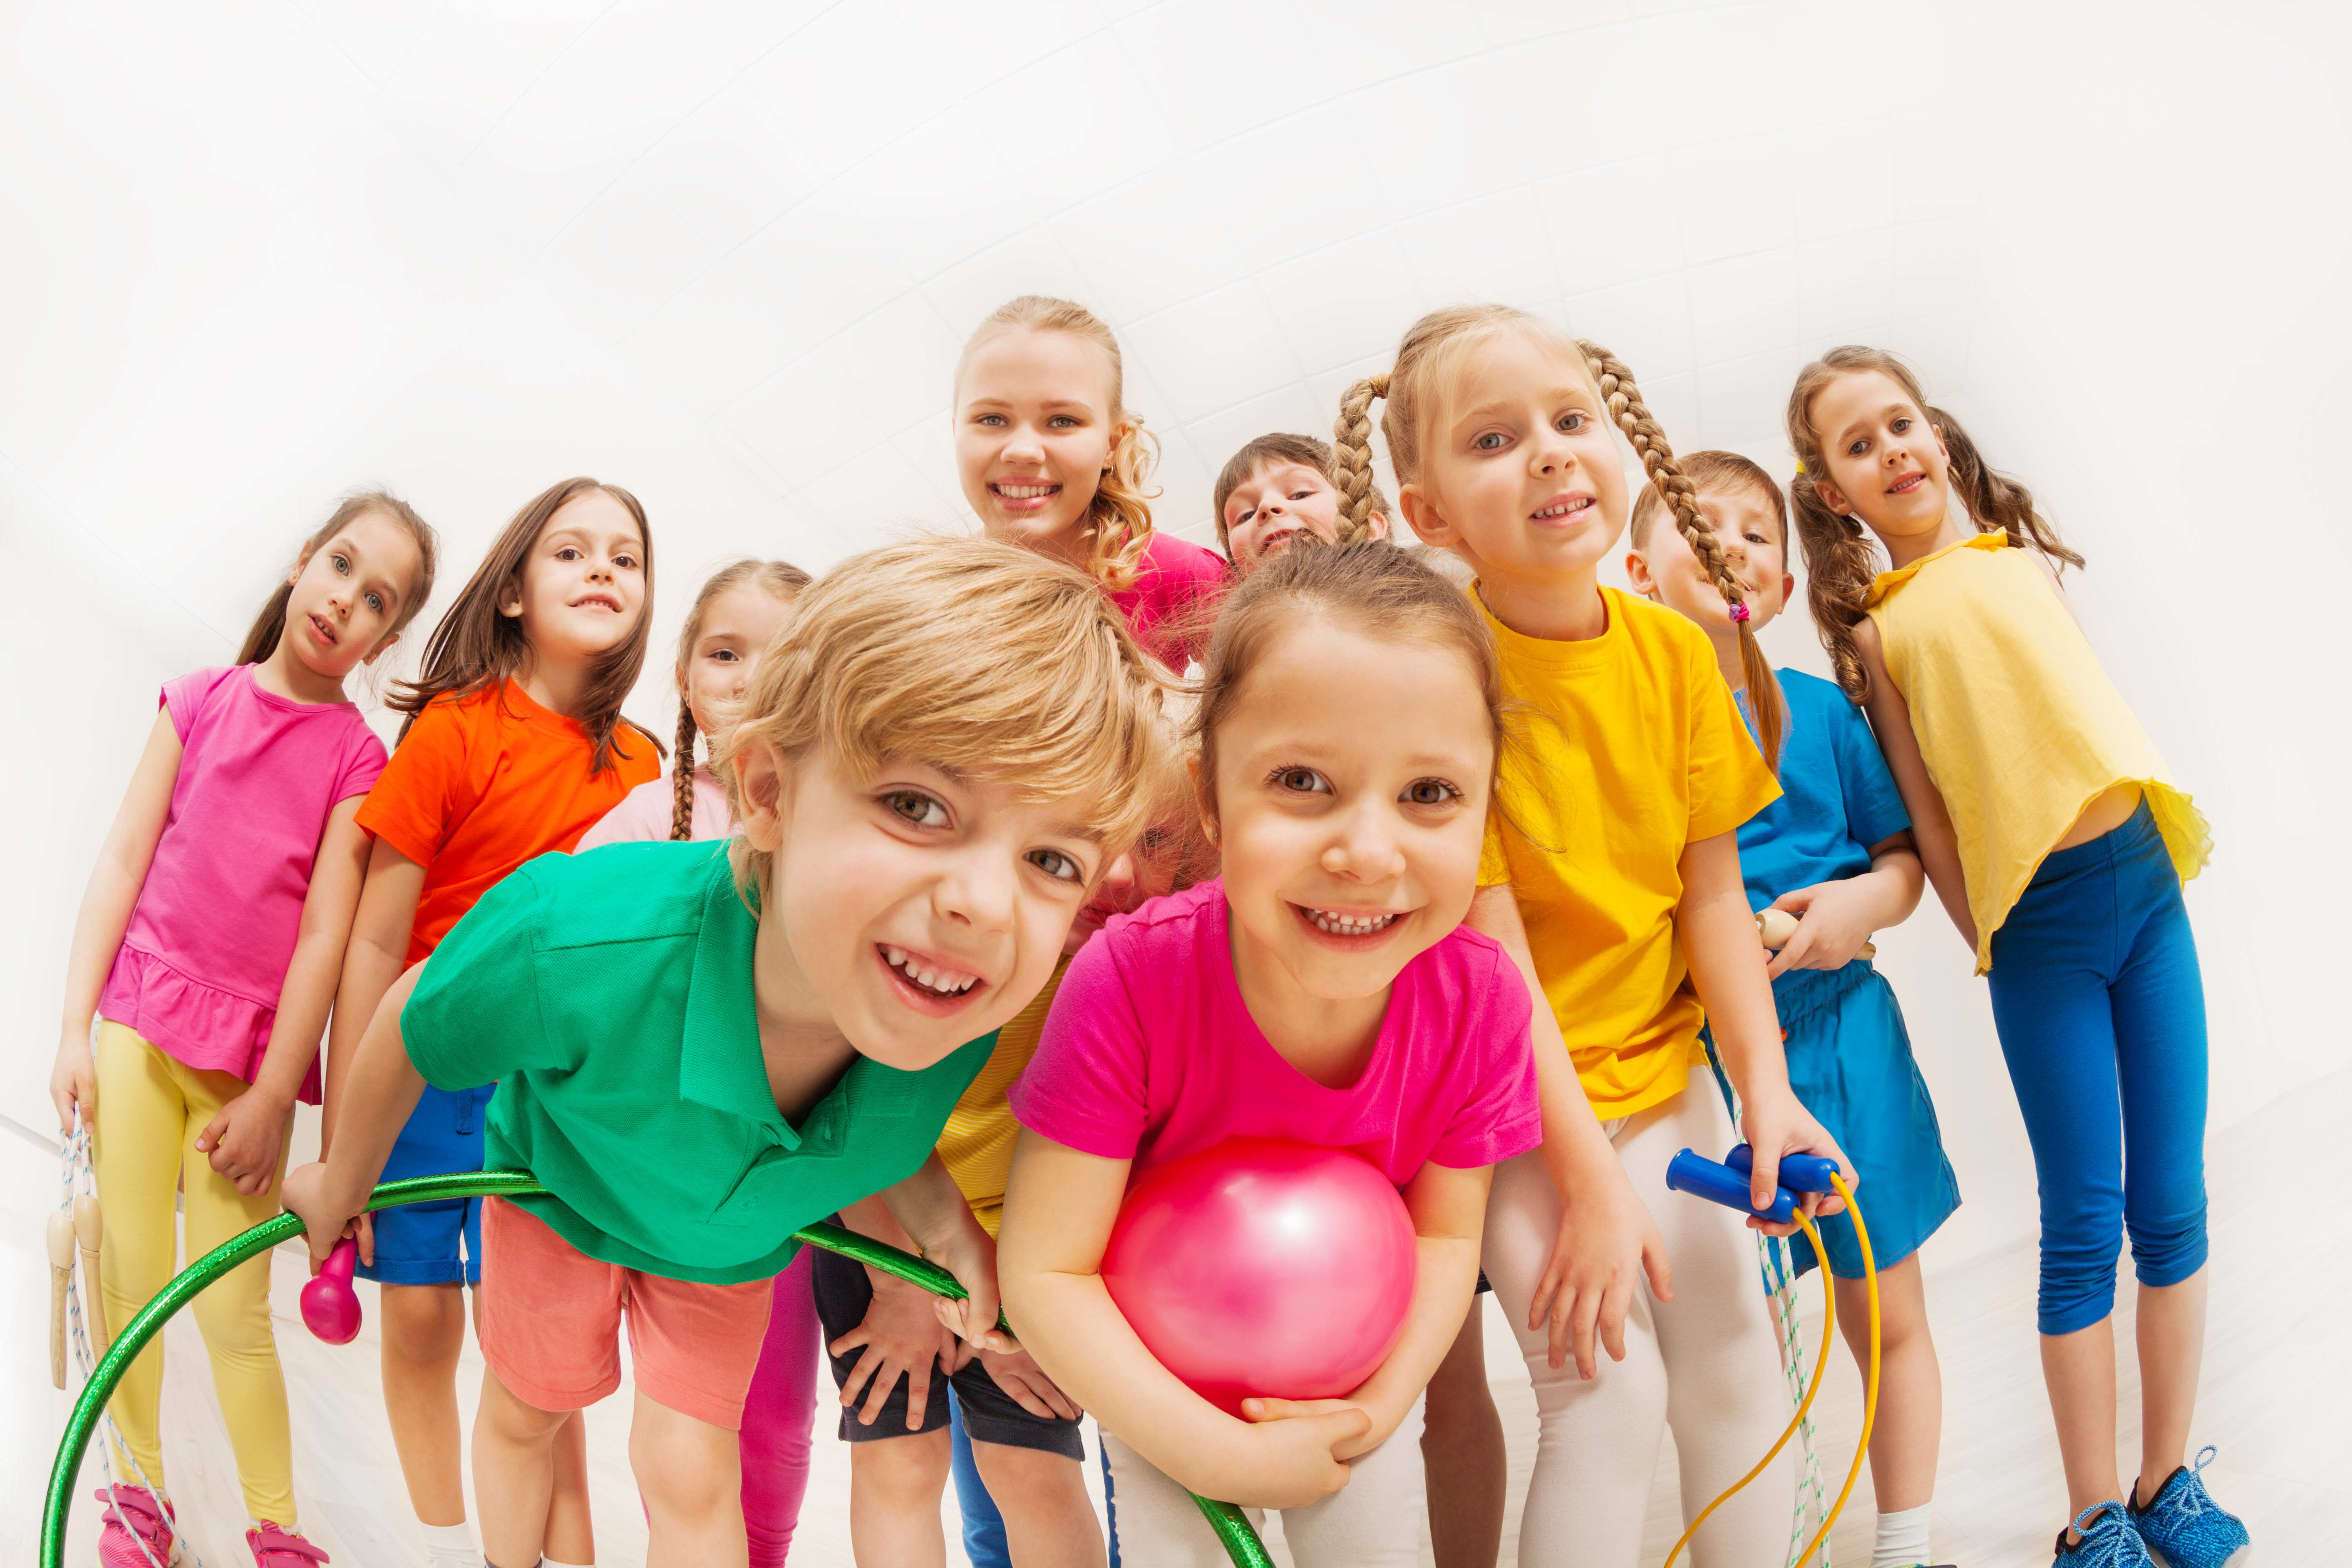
[1773,962,1960,1280]
[356,1082,492,1287]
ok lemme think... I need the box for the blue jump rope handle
[1665,1149,1795,1224]
[1724,1142,1844,1195]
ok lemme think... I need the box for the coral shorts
[477,1197,775,1430]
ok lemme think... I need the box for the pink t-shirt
[1107,531,1229,674]
[575,765,732,850]
[1010,881,1542,1185]
[98,666,388,1100]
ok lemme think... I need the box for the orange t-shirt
[357,681,661,964]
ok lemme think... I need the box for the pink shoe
[91,1485,175,1568]
[245,1521,328,1567]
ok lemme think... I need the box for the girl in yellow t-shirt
[1786,346,2242,1566]
[1331,304,1850,1568]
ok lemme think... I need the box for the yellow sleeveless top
[935,954,1069,1236]
[1866,534,2208,973]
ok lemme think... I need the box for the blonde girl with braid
[955,295,1228,673]
[1788,348,2244,1568]
[575,556,810,1567]
[1332,305,1850,1568]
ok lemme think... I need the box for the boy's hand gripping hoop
[40,1171,1279,1568]
[1663,1147,1881,1568]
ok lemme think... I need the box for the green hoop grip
[40,1171,1270,1568]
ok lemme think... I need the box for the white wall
[4,0,2344,1263]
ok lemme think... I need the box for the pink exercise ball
[1101,1138,1417,1417]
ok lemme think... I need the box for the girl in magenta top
[953,293,1227,673]
[49,492,437,1568]
[999,543,1540,1568]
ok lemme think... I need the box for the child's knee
[2125,1199,2208,1287]
[851,1429,952,1505]
[379,1282,467,1363]
[633,1425,741,1518]
[480,1375,572,1447]
[970,1442,1088,1517]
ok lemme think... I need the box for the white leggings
[1484,1086,1795,1568]
[1101,1395,1426,1568]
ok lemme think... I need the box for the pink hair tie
[1729,602,1752,624]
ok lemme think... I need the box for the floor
[8,1074,2347,1568]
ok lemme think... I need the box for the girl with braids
[1628,452,1957,1568]
[1787,348,2244,1568]
[575,556,811,1568]
[954,294,1227,673]
[1332,304,1848,1568]
[328,477,661,1568]
[49,491,434,1568]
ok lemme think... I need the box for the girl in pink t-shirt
[49,492,436,1568]
[953,294,1227,673]
[575,555,811,1568]
[999,543,1541,1567]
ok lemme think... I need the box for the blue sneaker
[2131,1447,2251,1567]
[2055,1501,2157,1565]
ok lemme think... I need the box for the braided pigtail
[670,698,699,841]
[1579,338,1782,770]
[1930,405,2084,573]
[1788,469,1881,702]
[1330,372,1393,540]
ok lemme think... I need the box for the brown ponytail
[667,557,812,841]
[1787,466,1882,702]
[1931,404,2082,572]
[238,490,438,667]
[1578,339,1782,771]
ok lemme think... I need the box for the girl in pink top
[1000,543,1541,1568]
[49,492,437,1568]
[954,294,1228,673]
[574,555,811,1568]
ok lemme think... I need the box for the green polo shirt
[401,841,995,1283]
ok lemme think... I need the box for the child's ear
[287,550,312,589]
[1185,752,1219,851]
[361,630,401,668]
[1395,485,1454,549]
[734,738,792,853]
[1624,546,1660,601]
[1364,511,1392,543]
[1810,472,1855,518]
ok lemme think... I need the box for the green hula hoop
[41,1171,1272,1568]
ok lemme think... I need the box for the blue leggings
[1986,801,2209,1336]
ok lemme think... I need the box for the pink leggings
[740,1249,822,1567]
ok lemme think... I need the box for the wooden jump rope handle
[1757,908,1876,963]
[75,1197,110,1359]
[46,1212,74,1391]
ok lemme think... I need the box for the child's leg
[632,1389,749,1568]
[1481,1142,1667,1567]
[1420,1302,1506,1568]
[954,1359,1101,1568]
[2110,859,2212,1497]
[90,1023,191,1495]
[546,1410,596,1564]
[1275,1394,1427,1568]
[1632,1092,1798,1568]
[1098,1431,1262,1568]
[381,1283,472,1524]
[740,1251,822,1568]
[475,1368,573,1567]
[174,1058,299,1526]
[948,1391,1014,1568]
[1833,1253,1939,1515]
[849,1431,953,1568]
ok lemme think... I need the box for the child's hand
[1738,1090,1857,1236]
[50,1030,96,1135]
[1532,1161,1674,1379]
[1243,1395,1393,1461]
[922,1223,1006,1354]
[833,1271,957,1430]
[196,1087,292,1198]
[1221,1403,1370,1508]
[977,1344,1082,1421]
[280,1161,363,1267]
[1764,882,1878,977]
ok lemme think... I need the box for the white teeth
[1532,498,1589,520]
[1304,907,1402,937]
[995,483,1056,498]
[882,945,978,997]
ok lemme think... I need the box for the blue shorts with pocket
[356,1082,493,1287]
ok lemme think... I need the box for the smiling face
[1202,618,1492,1010]
[281,508,424,679]
[1804,368,1954,549]
[1398,330,1630,591]
[1223,460,1344,576]
[737,739,1104,1071]
[683,582,797,744]
[500,490,647,663]
[955,327,1122,562]
[1628,481,1792,636]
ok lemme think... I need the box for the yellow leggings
[92,1021,296,1526]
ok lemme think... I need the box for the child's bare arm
[52,710,183,1132]
[1853,620,1974,953]
[1764,831,1924,978]
[282,963,429,1265]
[998,1131,1366,1509]
[322,837,424,1153]
[877,1154,1002,1351]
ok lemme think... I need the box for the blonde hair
[715,536,1175,898]
[957,296,1160,591]
[1333,306,1783,769]
[1784,345,2084,702]
[670,559,812,841]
